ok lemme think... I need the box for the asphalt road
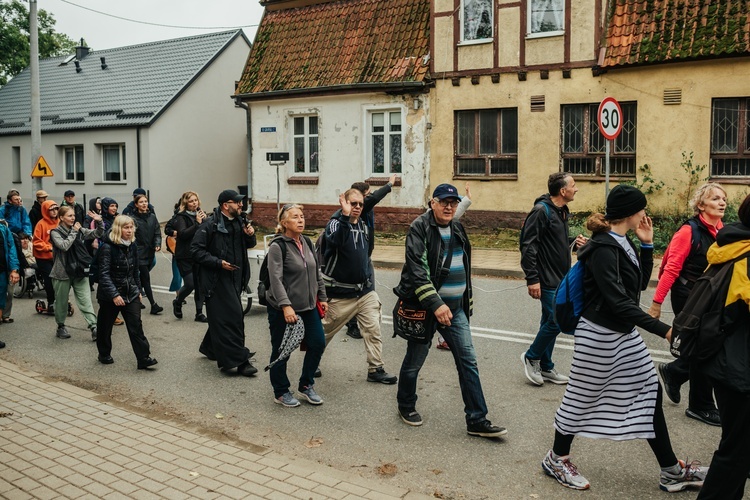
[0,255,737,500]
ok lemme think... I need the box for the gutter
[234,81,430,102]
[136,126,142,188]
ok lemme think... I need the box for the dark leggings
[36,258,55,305]
[175,271,203,315]
[138,265,155,305]
[553,386,678,468]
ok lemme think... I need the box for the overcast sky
[42,0,266,50]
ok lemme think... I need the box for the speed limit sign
[598,97,622,140]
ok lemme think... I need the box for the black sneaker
[467,420,507,438]
[0,340,6,349]
[398,407,423,426]
[56,325,71,339]
[346,324,363,339]
[367,367,397,384]
[150,303,164,315]
[194,313,208,323]
[172,299,183,319]
[314,368,322,378]
[657,362,681,404]
[140,302,146,309]
[238,361,258,377]
[685,408,721,427]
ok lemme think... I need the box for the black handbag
[65,232,93,278]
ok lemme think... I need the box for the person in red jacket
[648,183,726,427]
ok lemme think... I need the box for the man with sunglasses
[320,188,398,384]
[393,184,506,437]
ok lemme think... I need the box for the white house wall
[249,92,430,210]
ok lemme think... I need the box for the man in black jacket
[191,190,258,377]
[28,190,48,230]
[61,190,85,225]
[393,183,506,437]
[320,188,397,384]
[520,173,587,386]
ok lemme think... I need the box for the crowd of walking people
[1,177,749,497]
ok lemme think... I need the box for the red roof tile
[236,0,430,95]
[601,0,750,68]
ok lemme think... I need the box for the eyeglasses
[349,201,364,208]
[435,198,459,208]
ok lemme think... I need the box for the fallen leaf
[0,412,13,418]
[215,413,224,419]
[305,436,324,448]
[430,469,443,475]
[377,463,397,476]
[529,495,539,499]
[433,492,445,499]
[189,471,199,477]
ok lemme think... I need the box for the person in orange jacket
[33,200,60,313]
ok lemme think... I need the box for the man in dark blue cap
[61,190,85,225]
[392,183,507,438]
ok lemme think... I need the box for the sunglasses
[349,201,364,208]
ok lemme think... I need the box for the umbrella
[265,316,305,371]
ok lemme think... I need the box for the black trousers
[697,382,750,499]
[138,265,155,305]
[199,277,250,371]
[176,270,203,315]
[96,298,151,363]
[553,386,678,468]
[36,258,55,305]
[666,282,716,410]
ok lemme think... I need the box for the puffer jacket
[173,211,201,262]
[393,210,473,318]
[32,200,59,260]
[133,210,161,266]
[96,236,141,304]
[700,222,750,393]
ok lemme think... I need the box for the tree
[0,0,77,86]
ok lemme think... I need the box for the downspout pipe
[136,126,142,189]
[234,97,252,212]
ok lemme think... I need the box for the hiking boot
[172,299,183,319]
[522,352,544,386]
[467,420,507,438]
[658,362,681,404]
[345,323,363,339]
[299,386,323,405]
[685,408,721,427]
[90,327,97,341]
[398,407,423,426]
[150,303,164,315]
[56,325,70,339]
[659,459,708,492]
[541,368,569,385]
[137,357,158,370]
[275,392,300,408]
[367,367,397,384]
[542,450,590,490]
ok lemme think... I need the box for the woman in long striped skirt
[541,185,708,493]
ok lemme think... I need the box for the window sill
[526,31,564,40]
[572,175,636,182]
[94,181,127,185]
[55,181,86,185]
[453,174,518,181]
[366,177,402,187]
[287,177,319,185]
[457,38,493,47]
[708,176,750,184]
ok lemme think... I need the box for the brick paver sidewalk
[0,359,430,500]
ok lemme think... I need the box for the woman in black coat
[133,194,162,315]
[95,215,157,370]
[172,191,207,322]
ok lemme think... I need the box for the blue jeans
[525,288,559,372]
[267,307,326,398]
[396,308,489,425]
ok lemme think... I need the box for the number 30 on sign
[598,97,623,140]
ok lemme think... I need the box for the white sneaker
[542,450,590,490]
[522,352,544,386]
[542,368,569,385]
[659,459,708,492]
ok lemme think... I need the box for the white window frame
[291,114,319,175]
[527,0,564,39]
[459,0,494,45]
[101,144,126,182]
[63,145,85,182]
[367,109,403,175]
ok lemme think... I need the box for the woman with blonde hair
[649,183,726,426]
[96,215,157,370]
[263,204,328,407]
[172,191,207,321]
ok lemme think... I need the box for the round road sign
[598,97,623,140]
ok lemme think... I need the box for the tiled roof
[0,30,245,135]
[236,0,430,96]
[602,0,750,68]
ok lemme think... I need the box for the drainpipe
[234,97,252,212]
[136,126,142,189]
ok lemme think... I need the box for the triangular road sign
[31,156,53,178]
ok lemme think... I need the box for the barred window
[711,98,750,177]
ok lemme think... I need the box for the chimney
[75,38,90,60]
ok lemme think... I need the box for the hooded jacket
[700,222,750,393]
[323,210,373,299]
[577,231,671,337]
[133,210,161,266]
[100,197,118,232]
[519,194,573,289]
[0,201,32,235]
[32,200,59,261]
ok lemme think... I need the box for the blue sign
[260,127,276,133]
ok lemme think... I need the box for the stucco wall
[247,92,431,227]
[430,58,750,223]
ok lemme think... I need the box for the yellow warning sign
[31,156,53,178]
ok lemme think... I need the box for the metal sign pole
[605,139,611,200]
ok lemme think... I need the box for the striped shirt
[437,226,466,311]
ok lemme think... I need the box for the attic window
[531,95,545,112]
[663,89,682,105]
[59,54,76,66]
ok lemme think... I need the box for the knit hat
[605,185,647,220]
[132,188,146,196]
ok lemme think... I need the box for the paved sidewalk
[0,359,431,500]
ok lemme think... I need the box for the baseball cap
[218,189,244,204]
[64,190,75,197]
[432,184,459,201]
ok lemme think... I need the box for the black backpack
[257,235,315,306]
[670,251,750,363]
